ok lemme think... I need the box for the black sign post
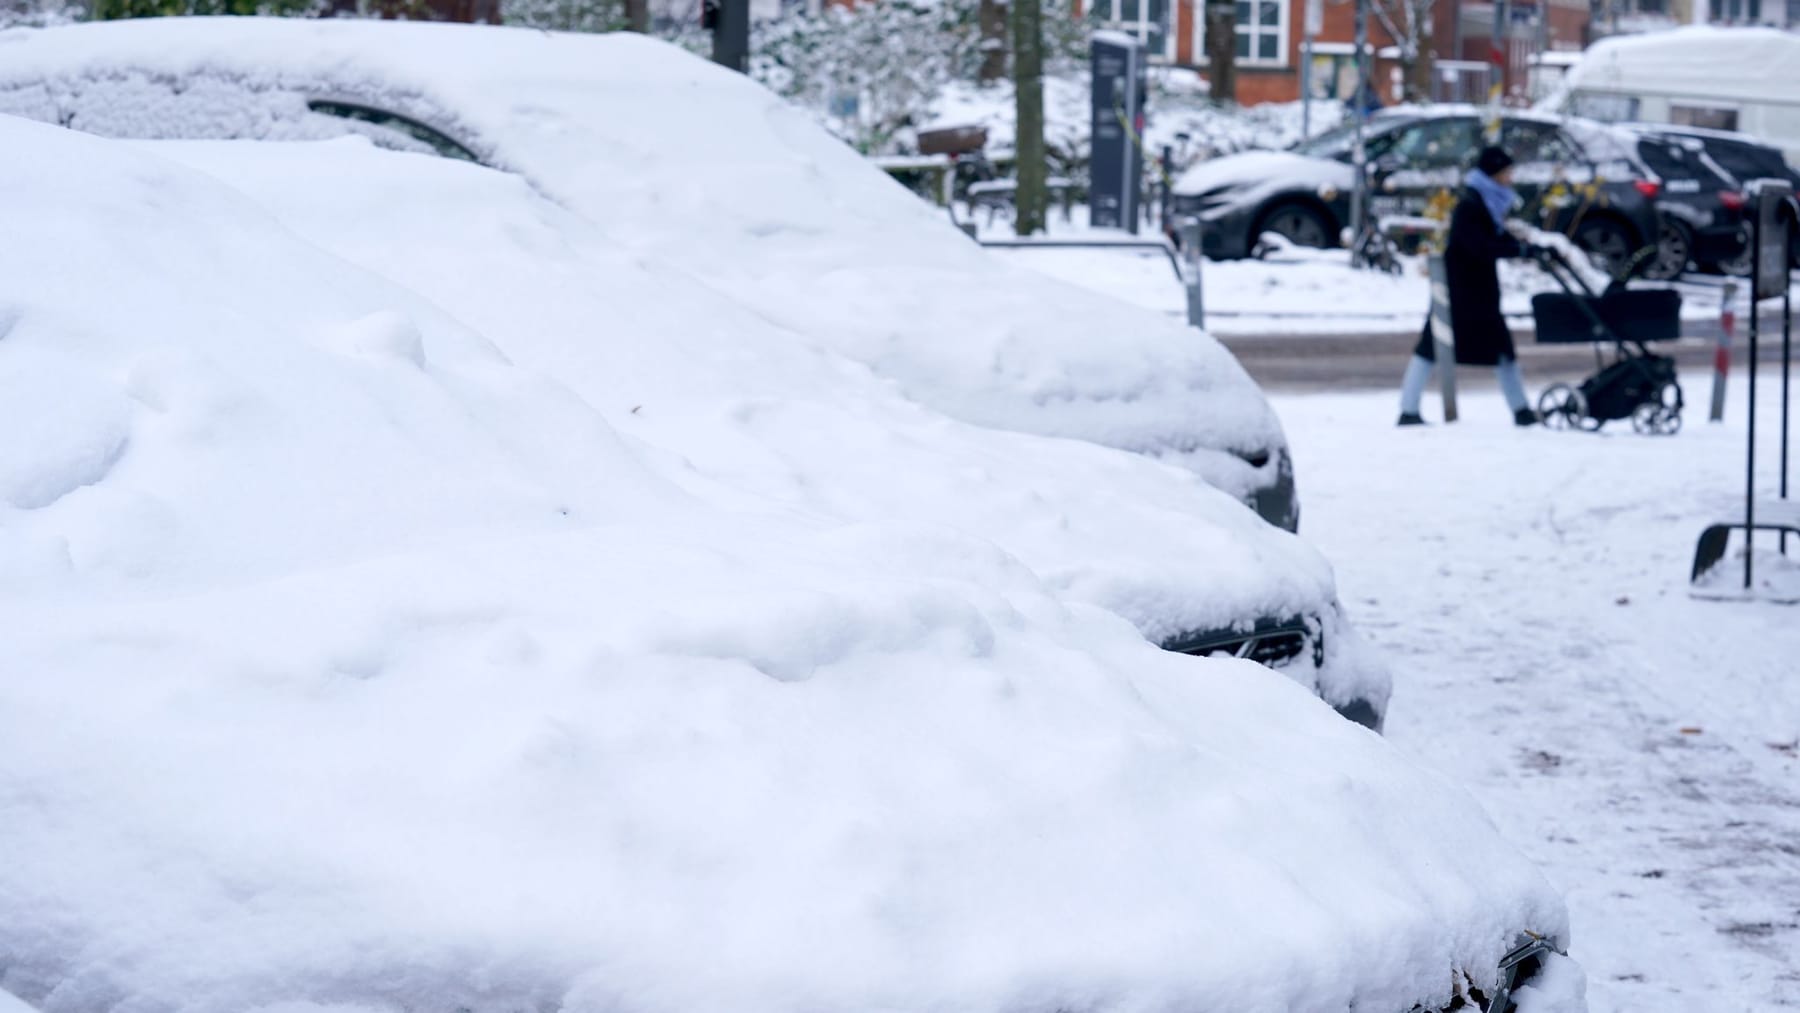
[1742,179,1793,589]
[706,0,749,73]
[1089,33,1145,234]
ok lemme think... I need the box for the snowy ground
[1270,375,1800,1012]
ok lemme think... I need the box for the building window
[1089,0,1177,61]
[1235,0,1287,66]
[1711,0,1763,20]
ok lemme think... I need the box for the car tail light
[1634,179,1662,199]
[1720,190,1748,211]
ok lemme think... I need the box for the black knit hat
[1477,145,1515,177]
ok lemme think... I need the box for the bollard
[1180,217,1204,329]
[1427,252,1458,422]
[1711,281,1737,422]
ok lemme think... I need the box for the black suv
[1173,109,1666,276]
[1627,128,1753,277]
[1630,124,1800,273]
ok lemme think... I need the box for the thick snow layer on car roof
[137,135,1378,708]
[0,16,1286,506]
[0,116,1576,1010]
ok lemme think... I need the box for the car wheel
[1574,217,1636,277]
[1255,202,1332,251]
[1712,223,1754,277]
[1642,221,1690,281]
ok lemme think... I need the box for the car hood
[137,134,1383,716]
[1174,149,1355,197]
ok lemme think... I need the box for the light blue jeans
[1400,354,1528,416]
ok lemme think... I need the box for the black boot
[1514,407,1541,427]
[1397,412,1427,426]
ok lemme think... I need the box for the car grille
[1160,616,1319,671]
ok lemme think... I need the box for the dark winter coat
[1414,189,1524,366]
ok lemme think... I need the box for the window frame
[1232,0,1290,68]
[1090,0,1178,62]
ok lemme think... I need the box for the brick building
[1079,0,1590,106]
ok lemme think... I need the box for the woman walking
[1398,145,1540,427]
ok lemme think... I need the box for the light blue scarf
[1465,168,1519,233]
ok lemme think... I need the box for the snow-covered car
[1173,107,1666,277]
[0,111,1589,1013]
[0,15,1299,535]
[0,15,1400,726]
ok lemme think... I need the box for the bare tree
[1202,0,1236,103]
[979,0,1008,82]
[1011,0,1046,235]
[1367,0,1435,103]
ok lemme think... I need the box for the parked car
[0,18,1399,723]
[1628,122,1800,271]
[1173,107,1665,277]
[0,17,1298,537]
[1623,126,1754,277]
[0,110,1585,1013]
[1544,25,1800,164]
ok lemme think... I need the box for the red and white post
[1711,281,1738,423]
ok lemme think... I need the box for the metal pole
[1301,41,1313,140]
[1783,282,1792,553]
[1746,198,1761,591]
[1491,0,1510,112]
[1181,216,1205,329]
[712,0,749,73]
[1350,0,1369,267]
[1161,144,1175,235]
[1301,0,1321,139]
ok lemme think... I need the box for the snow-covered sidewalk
[1273,377,1800,1012]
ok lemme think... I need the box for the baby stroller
[1528,244,1686,435]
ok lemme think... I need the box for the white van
[1541,26,1800,164]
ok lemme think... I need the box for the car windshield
[1290,117,1416,159]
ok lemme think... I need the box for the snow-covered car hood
[137,132,1379,710]
[1174,149,1355,198]
[0,16,1291,514]
[0,114,1579,1013]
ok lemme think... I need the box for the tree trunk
[979,0,1009,83]
[1011,0,1047,235]
[625,0,649,31]
[1203,0,1237,104]
[1408,6,1434,102]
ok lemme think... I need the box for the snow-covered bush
[662,0,1088,155]
[86,0,321,18]
[0,0,81,26]
[501,0,624,34]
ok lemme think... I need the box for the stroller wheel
[1538,383,1587,431]
[1632,382,1684,436]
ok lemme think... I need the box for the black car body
[1173,108,1666,276]
[1628,124,1800,272]
[1624,128,1753,277]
